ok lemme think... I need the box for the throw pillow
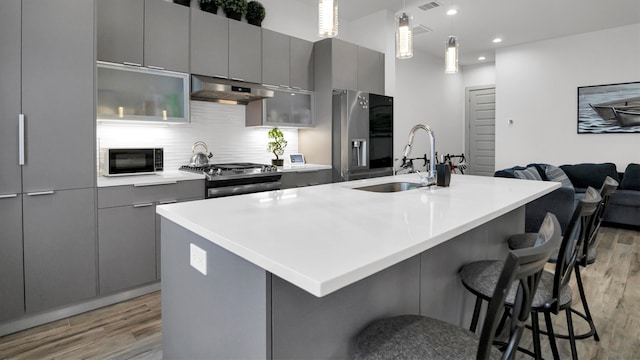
[620,163,640,191]
[560,163,620,189]
[513,166,543,181]
[545,165,574,189]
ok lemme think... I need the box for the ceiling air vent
[418,1,441,11]
[413,24,432,36]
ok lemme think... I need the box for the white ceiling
[303,0,640,65]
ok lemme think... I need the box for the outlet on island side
[190,243,207,276]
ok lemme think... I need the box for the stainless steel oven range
[180,163,281,198]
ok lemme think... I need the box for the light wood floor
[0,226,637,359]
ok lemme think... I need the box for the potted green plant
[246,1,266,26]
[198,0,220,13]
[267,127,287,166]
[173,0,191,7]
[220,0,247,21]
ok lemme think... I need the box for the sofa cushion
[560,163,620,189]
[514,166,543,181]
[544,165,574,189]
[620,163,640,191]
[494,166,527,179]
[609,190,640,207]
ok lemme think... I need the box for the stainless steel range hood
[191,75,274,105]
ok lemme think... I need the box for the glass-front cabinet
[246,88,314,127]
[97,61,189,123]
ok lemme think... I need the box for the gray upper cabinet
[262,29,290,87]
[97,0,189,73]
[0,0,22,196]
[21,0,95,192]
[357,46,385,95]
[228,20,262,83]
[23,188,97,314]
[190,8,229,78]
[97,0,144,66]
[331,39,358,91]
[0,195,24,322]
[145,0,190,73]
[290,37,314,90]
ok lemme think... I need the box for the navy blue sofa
[495,162,640,231]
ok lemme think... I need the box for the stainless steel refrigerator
[332,89,394,181]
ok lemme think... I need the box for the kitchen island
[156,174,558,359]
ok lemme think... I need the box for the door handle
[27,191,55,196]
[0,194,19,199]
[159,200,177,205]
[19,114,25,165]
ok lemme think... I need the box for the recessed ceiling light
[478,56,486,61]
[446,8,457,15]
[492,37,503,43]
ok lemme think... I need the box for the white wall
[97,101,299,171]
[394,50,464,170]
[462,63,496,88]
[495,24,640,170]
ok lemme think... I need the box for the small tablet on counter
[290,153,305,164]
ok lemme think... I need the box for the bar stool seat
[354,314,503,360]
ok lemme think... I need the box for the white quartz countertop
[156,174,559,297]
[97,170,205,187]
[280,163,332,172]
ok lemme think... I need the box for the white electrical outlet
[190,243,207,275]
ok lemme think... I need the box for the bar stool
[508,176,618,341]
[460,187,601,360]
[353,213,562,360]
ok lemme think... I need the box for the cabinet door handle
[213,74,228,79]
[0,194,18,199]
[133,203,154,208]
[231,77,245,82]
[159,200,177,205]
[27,191,55,196]
[123,62,142,67]
[19,114,25,165]
[133,181,177,187]
[147,65,165,70]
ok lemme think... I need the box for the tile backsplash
[97,101,299,171]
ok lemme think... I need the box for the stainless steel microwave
[99,148,164,176]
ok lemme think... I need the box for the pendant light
[395,1,413,59]
[445,35,459,73]
[444,1,458,73]
[318,0,338,38]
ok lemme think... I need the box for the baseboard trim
[0,282,160,337]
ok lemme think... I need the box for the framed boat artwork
[578,81,640,134]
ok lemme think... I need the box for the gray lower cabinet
[99,204,157,294]
[96,0,144,66]
[0,195,24,322]
[190,8,229,78]
[229,20,262,83]
[23,188,97,314]
[144,0,190,72]
[281,169,332,189]
[98,180,204,293]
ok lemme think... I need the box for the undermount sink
[353,182,423,193]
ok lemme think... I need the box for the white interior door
[465,86,496,176]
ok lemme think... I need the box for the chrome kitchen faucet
[402,124,437,187]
